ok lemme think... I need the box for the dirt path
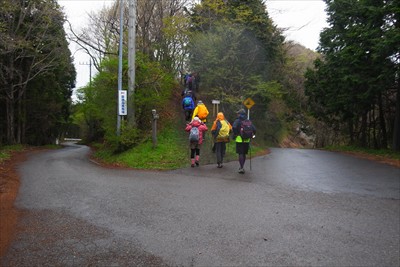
[0,150,27,257]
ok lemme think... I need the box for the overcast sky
[59,0,328,90]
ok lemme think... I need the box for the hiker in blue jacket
[182,95,195,122]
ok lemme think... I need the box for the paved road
[2,143,399,266]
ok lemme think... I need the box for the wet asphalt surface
[2,142,399,266]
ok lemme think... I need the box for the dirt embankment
[0,151,24,257]
[0,148,46,257]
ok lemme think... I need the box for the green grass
[0,145,25,163]
[324,145,400,160]
[94,126,188,170]
[93,123,268,170]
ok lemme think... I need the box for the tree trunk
[377,92,387,149]
[17,96,22,144]
[360,112,368,147]
[393,82,400,151]
[6,91,16,145]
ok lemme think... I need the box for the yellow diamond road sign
[243,97,255,109]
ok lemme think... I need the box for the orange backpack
[197,104,209,120]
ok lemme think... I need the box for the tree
[66,4,121,72]
[68,0,192,73]
[75,52,175,149]
[0,0,76,145]
[186,0,285,144]
[305,0,399,150]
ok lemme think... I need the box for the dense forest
[305,0,399,150]
[1,0,398,152]
[0,0,76,145]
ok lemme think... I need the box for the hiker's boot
[217,162,223,168]
[195,155,200,166]
[238,168,245,174]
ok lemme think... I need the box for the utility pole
[117,0,124,136]
[79,59,92,87]
[128,0,136,126]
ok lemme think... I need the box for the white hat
[193,117,201,122]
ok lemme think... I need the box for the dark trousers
[184,110,193,121]
[215,142,226,164]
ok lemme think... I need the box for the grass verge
[93,126,188,170]
[0,145,25,163]
[93,126,268,170]
[324,145,400,160]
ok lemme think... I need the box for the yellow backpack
[216,120,230,142]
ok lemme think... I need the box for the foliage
[305,0,399,150]
[94,125,188,170]
[324,145,400,161]
[0,145,24,163]
[75,52,176,150]
[0,0,76,145]
[187,0,286,145]
[161,14,191,72]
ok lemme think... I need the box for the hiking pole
[249,140,252,171]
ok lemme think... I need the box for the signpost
[212,99,220,117]
[243,97,255,119]
[119,90,127,116]
[243,97,255,170]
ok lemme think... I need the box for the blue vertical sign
[119,90,127,115]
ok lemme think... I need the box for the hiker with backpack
[182,94,195,122]
[191,100,209,123]
[232,109,256,174]
[185,117,208,167]
[211,112,232,168]
[181,88,196,102]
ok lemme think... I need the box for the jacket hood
[191,120,201,127]
[217,112,225,120]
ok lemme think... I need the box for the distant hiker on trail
[191,100,209,123]
[182,94,195,122]
[187,74,195,91]
[183,72,190,86]
[181,88,196,102]
[211,112,232,168]
[185,117,208,167]
[232,109,256,174]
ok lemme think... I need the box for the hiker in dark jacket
[232,109,256,174]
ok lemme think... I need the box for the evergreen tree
[305,0,399,150]
[0,0,76,145]
[188,0,285,131]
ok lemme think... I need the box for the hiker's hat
[197,100,203,104]
[237,108,246,115]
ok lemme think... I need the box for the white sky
[59,0,328,90]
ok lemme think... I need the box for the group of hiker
[181,71,200,92]
[183,97,256,174]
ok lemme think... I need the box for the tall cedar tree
[305,0,399,150]
[0,0,76,145]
